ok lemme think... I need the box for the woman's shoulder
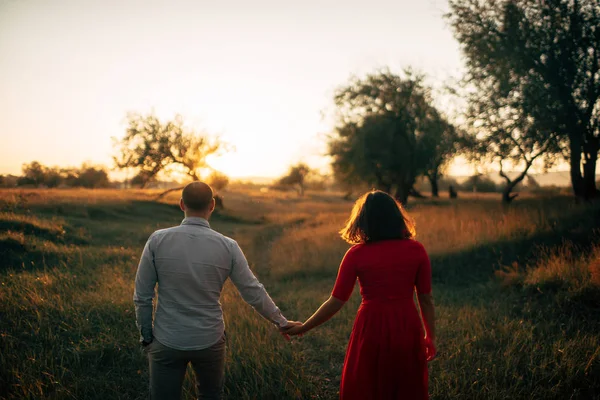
[348,243,365,253]
[407,239,426,248]
[383,238,428,255]
[405,240,429,260]
[344,243,369,258]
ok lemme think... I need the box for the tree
[328,69,455,204]
[464,81,562,202]
[207,171,230,192]
[448,0,600,200]
[18,162,62,188]
[278,163,311,196]
[76,164,110,188]
[418,109,460,197]
[20,161,46,186]
[0,175,18,188]
[113,112,222,188]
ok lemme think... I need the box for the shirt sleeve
[415,244,432,294]
[228,240,288,328]
[133,234,157,343]
[331,247,358,302]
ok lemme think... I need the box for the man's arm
[133,235,157,344]
[228,240,288,328]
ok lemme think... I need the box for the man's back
[151,218,233,349]
[134,217,286,351]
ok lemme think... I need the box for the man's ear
[179,198,186,212]
[209,198,216,212]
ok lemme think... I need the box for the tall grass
[1,189,599,399]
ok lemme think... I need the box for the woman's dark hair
[340,190,415,244]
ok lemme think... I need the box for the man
[134,182,298,400]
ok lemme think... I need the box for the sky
[0,0,466,180]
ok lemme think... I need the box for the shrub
[207,171,230,192]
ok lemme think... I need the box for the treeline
[0,161,232,191]
[0,161,111,189]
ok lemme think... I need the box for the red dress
[331,239,432,400]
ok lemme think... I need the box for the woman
[282,190,436,400]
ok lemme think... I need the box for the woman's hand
[424,336,437,361]
[280,322,306,336]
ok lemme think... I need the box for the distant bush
[15,161,111,188]
[529,185,564,196]
[278,163,311,196]
[459,174,498,193]
[0,175,19,188]
[207,171,230,192]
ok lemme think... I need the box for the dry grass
[1,188,599,399]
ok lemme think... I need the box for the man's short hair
[182,182,214,211]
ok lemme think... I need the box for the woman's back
[352,239,430,302]
[332,239,431,304]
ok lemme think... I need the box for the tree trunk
[394,184,409,205]
[409,187,427,199]
[375,170,391,194]
[377,182,392,193]
[569,134,585,199]
[582,138,599,200]
[499,161,530,204]
[427,172,439,197]
[501,184,520,203]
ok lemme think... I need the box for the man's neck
[184,212,210,220]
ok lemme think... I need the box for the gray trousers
[146,335,226,400]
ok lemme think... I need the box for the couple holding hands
[134,182,436,400]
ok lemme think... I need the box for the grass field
[1,188,599,399]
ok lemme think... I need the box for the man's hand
[280,321,305,337]
[279,321,303,341]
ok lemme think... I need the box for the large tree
[328,69,456,204]
[113,112,222,188]
[448,0,600,200]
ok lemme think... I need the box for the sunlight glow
[0,0,462,179]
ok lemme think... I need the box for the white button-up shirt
[134,217,288,350]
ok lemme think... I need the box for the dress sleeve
[331,247,358,302]
[415,244,432,294]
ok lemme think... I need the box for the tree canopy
[448,0,600,200]
[328,69,458,203]
[113,112,223,187]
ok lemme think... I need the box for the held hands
[279,320,305,339]
[424,336,437,362]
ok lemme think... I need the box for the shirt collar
[181,217,211,228]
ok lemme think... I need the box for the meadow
[0,188,599,400]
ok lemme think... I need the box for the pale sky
[0,0,465,179]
